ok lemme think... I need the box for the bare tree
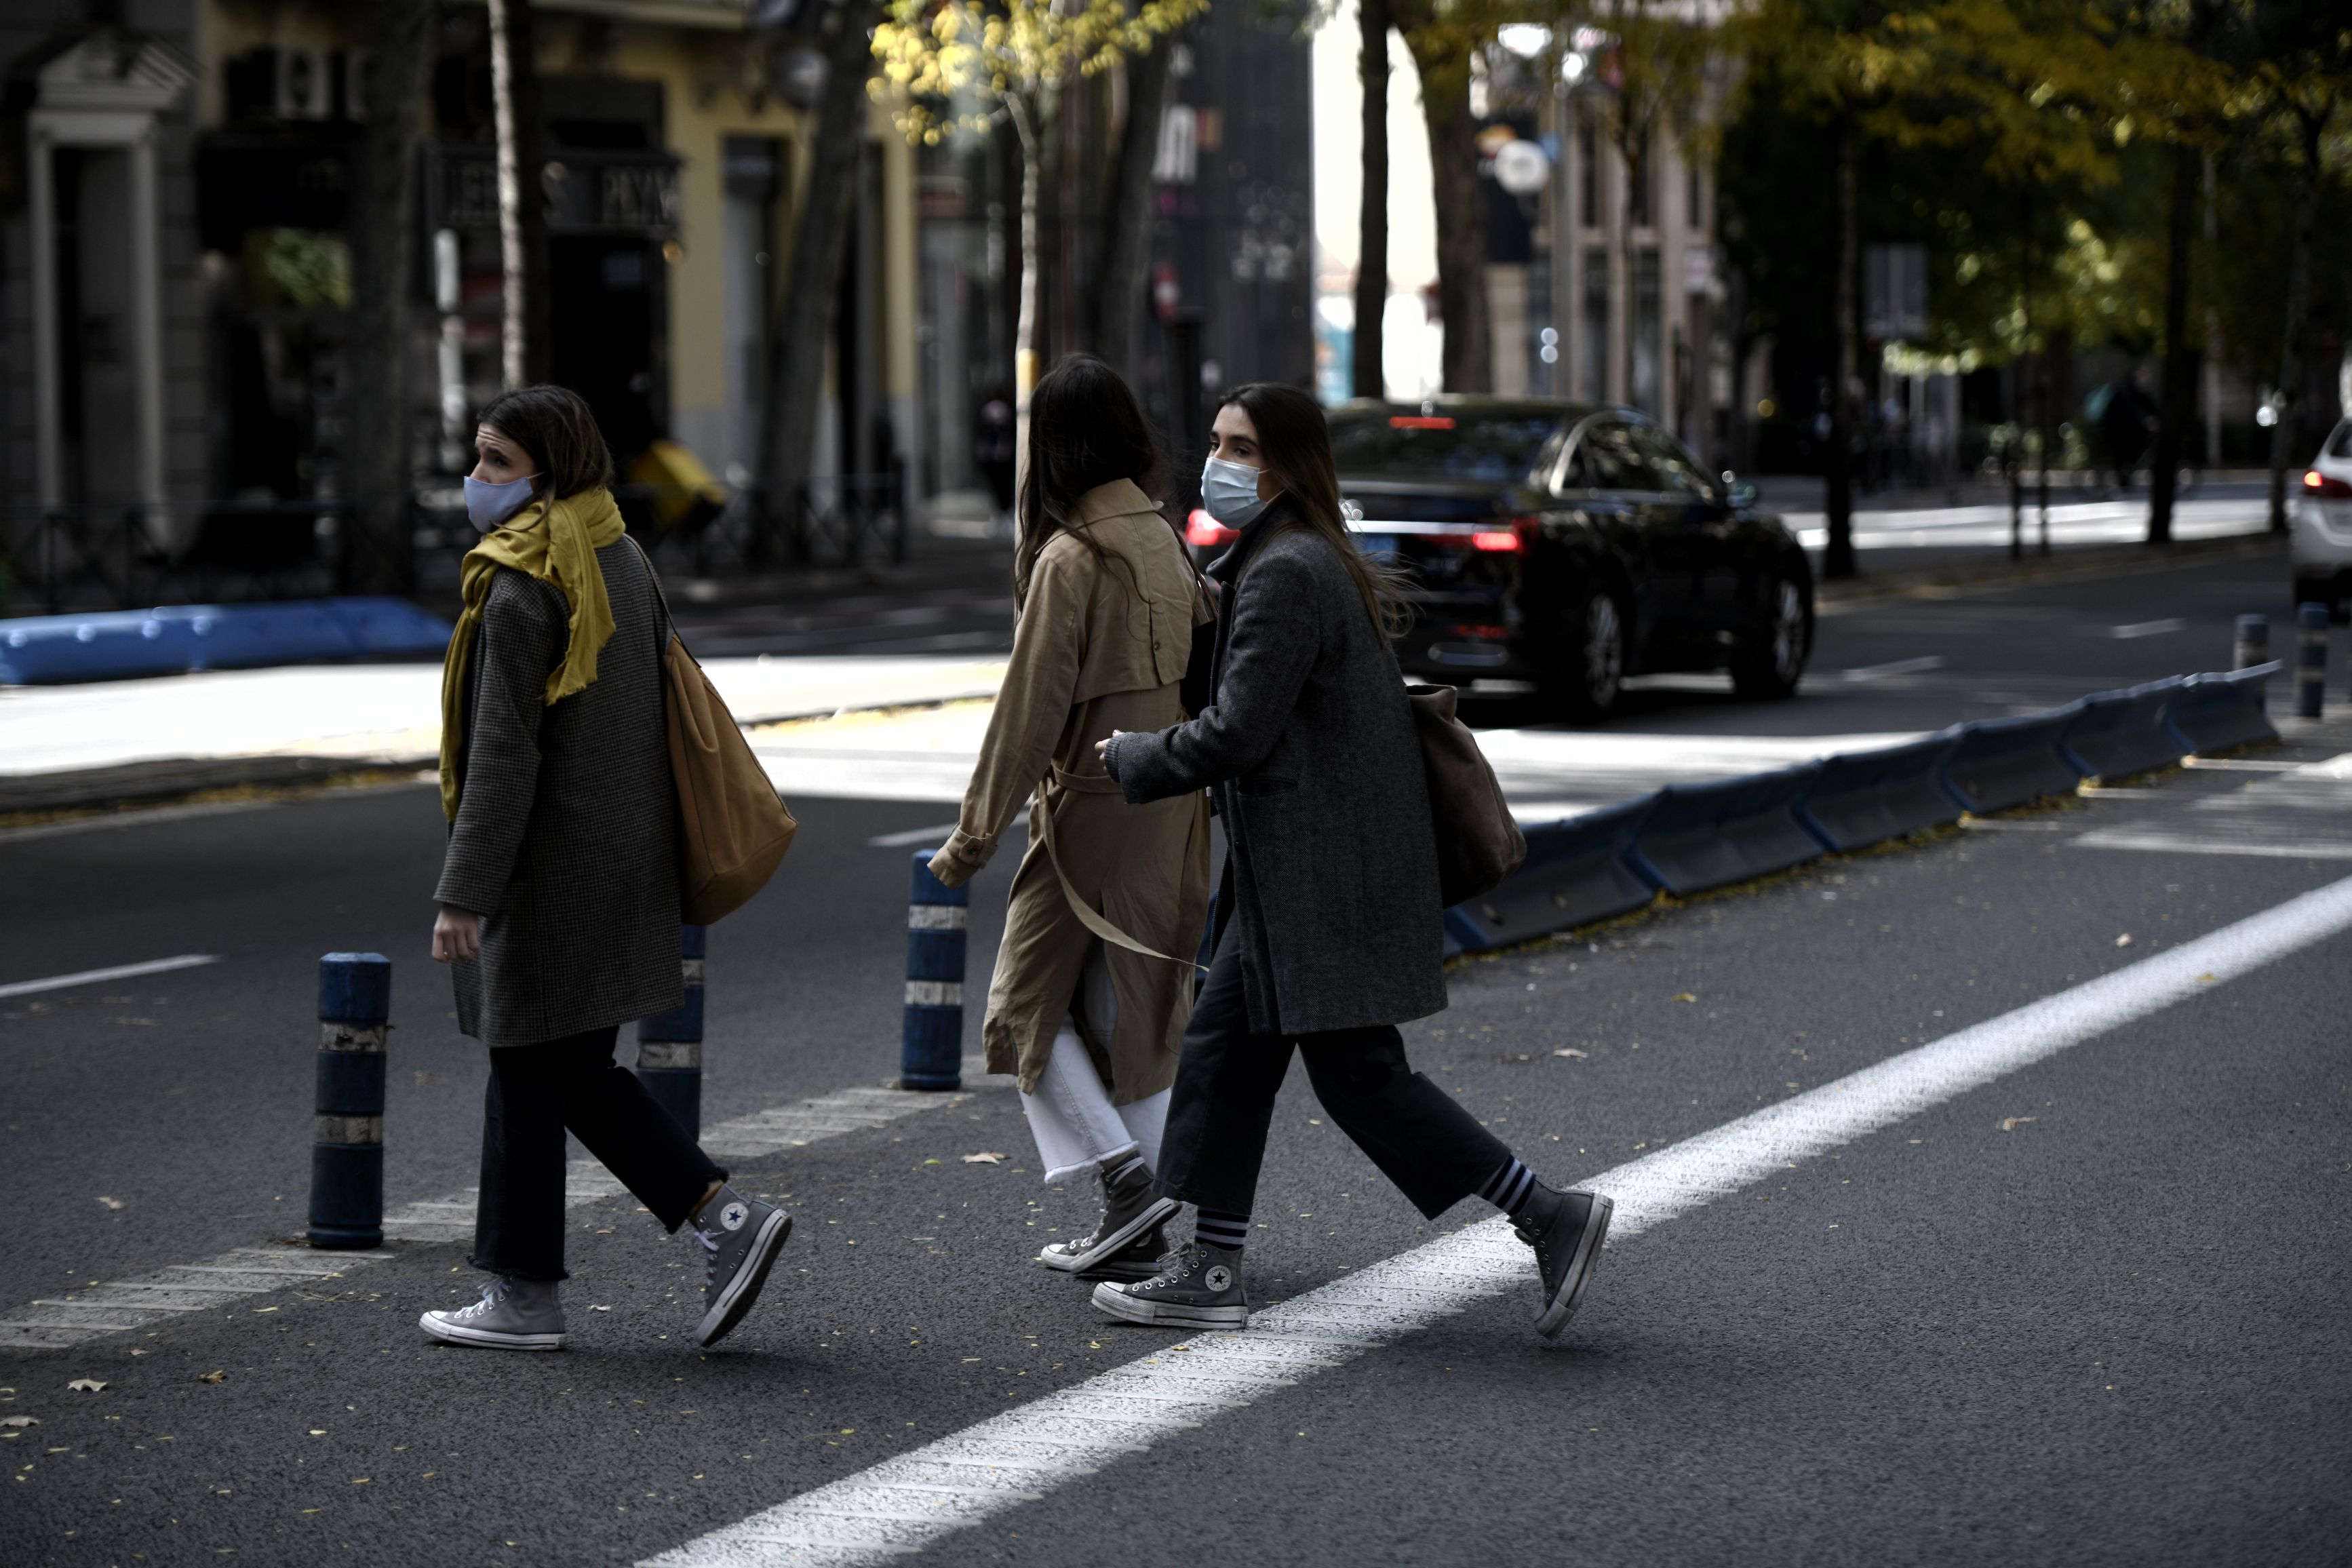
[1091,27,1185,387]
[1352,0,1390,400]
[343,0,437,594]
[488,0,549,387]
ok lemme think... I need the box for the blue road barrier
[0,597,452,686]
[309,953,391,1250]
[1444,794,1659,954]
[2061,678,2191,782]
[2168,662,2281,754]
[2235,613,2269,671]
[1796,730,1966,852]
[1632,764,1826,896]
[2297,602,2328,718]
[635,925,707,1139]
[902,852,966,1091]
[1939,703,2090,814]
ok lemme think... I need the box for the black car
[1185,397,1814,717]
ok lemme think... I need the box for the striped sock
[1480,1157,1540,1219]
[1194,1208,1251,1253]
[1104,1152,1148,1186]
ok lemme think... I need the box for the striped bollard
[2233,613,2269,671]
[309,953,390,1250]
[635,924,707,1139]
[2297,602,2328,718]
[902,851,966,1091]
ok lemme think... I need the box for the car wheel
[1732,575,1811,700]
[1552,587,1626,719]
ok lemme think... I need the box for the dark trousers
[1156,924,1511,1221]
[471,1025,726,1282]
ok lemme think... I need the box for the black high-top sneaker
[1072,1215,1171,1282]
[1038,1156,1179,1274]
[1514,1184,1613,1338]
[1091,1241,1249,1329]
[690,1185,791,1348]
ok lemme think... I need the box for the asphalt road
[3,551,2349,1566]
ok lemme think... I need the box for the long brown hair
[477,385,614,501]
[1014,355,1174,609]
[1217,383,1411,639]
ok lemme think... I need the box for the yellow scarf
[438,486,628,821]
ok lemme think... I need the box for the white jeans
[1019,943,1171,1185]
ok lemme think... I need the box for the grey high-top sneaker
[1040,1156,1179,1274]
[419,1275,566,1351]
[691,1184,791,1348]
[1072,1216,1171,1283]
[1091,1241,1249,1329]
[1514,1185,1613,1339]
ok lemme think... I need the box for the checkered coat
[435,540,685,1046]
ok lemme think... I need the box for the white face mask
[1200,455,1272,529]
[463,473,538,533]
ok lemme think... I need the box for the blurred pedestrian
[1094,383,1611,1337]
[422,385,789,1354]
[929,355,1214,1284]
[976,386,1017,532]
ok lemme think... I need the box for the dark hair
[1216,383,1410,639]
[1015,355,1173,608]
[477,385,614,501]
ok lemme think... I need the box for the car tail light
[1390,414,1456,430]
[1470,530,1521,552]
[1185,509,1238,547]
[1444,623,1509,641]
[2303,469,2352,500]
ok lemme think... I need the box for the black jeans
[471,1025,726,1282]
[1156,924,1510,1221]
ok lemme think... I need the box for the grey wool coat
[1103,505,1448,1037]
[435,540,685,1045]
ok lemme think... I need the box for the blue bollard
[309,953,390,1249]
[2234,613,2269,672]
[636,925,707,1139]
[2297,602,2328,718]
[901,850,966,1091]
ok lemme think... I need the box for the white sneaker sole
[1038,1196,1180,1273]
[417,1312,566,1352]
[695,1209,792,1348]
[1089,1280,1249,1330]
[1534,1192,1613,1339]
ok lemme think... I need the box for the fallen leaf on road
[96,1196,126,1211]
[1998,1116,2037,1132]
[960,1152,1007,1164]
[1672,993,1697,1003]
[589,1305,610,1313]
[2195,973,2215,983]
[1554,1048,1588,1059]
[0,1417,36,1429]
[66,1380,106,1393]
[197,1371,227,1384]
[2115,934,2133,947]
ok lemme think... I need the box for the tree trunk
[1408,40,1489,393]
[1822,117,1858,581]
[342,0,436,595]
[1008,92,1044,485]
[2148,140,2195,545]
[487,0,549,388]
[1091,33,1179,388]
[2268,109,2323,535]
[1617,127,1636,407]
[1352,0,1389,400]
[758,0,883,562]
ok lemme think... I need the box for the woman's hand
[1095,729,1130,760]
[432,904,482,964]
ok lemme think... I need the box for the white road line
[0,954,218,1000]
[2109,617,2187,639]
[639,871,2352,1568]
[2072,831,2352,860]
[867,810,1025,850]
[1840,654,1946,682]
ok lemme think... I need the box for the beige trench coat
[928,479,1213,1102]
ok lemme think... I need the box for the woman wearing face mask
[1093,383,1612,1337]
[419,385,789,1354]
[928,355,1213,1281]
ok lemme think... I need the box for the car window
[1325,410,1565,484]
[2327,421,2352,460]
[1567,420,1664,492]
[1630,424,1714,498]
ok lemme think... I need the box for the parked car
[2292,419,2352,617]
[1188,397,1814,716]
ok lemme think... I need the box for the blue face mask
[464,473,538,532]
[1200,455,1272,528]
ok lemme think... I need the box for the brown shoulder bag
[1407,683,1527,907]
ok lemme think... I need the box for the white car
[2294,418,2352,613]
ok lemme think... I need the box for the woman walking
[929,355,1213,1280]
[1095,383,1611,1337]
[420,385,789,1353]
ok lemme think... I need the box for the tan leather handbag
[1407,683,1527,907]
[631,541,796,923]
